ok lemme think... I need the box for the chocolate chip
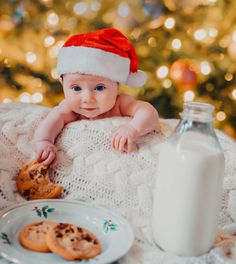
[58,223,68,229]
[23,189,30,197]
[29,173,34,179]
[56,232,63,238]
[29,170,37,179]
[83,234,92,242]
[77,227,83,233]
[35,222,43,226]
[40,169,47,175]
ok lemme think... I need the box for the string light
[206,83,214,92]
[25,52,37,64]
[232,89,236,99]
[31,92,43,103]
[164,17,175,29]
[184,91,195,102]
[225,72,233,81]
[44,36,55,47]
[162,79,172,89]
[19,92,31,103]
[200,61,211,75]
[232,30,236,42]
[156,66,169,78]
[148,37,157,47]
[194,29,207,41]
[47,12,59,26]
[51,69,59,79]
[3,98,12,103]
[73,2,88,15]
[3,58,9,65]
[48,40,64,58]
[216,111,226,121]
[172,39,182,50]
[91,1,101,11]
[118,2,130,17]
[32,78,42,88]
[209,28,218,38]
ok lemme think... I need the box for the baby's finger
[43,151,55,166]
[114,135,122,151]
[111,134,117,149]
[127,138,134,153]
[50,158,57,169]
[118,137,127,153]
[41,149,50,161]
[35,149,43,161]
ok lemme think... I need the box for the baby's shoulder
[116,93,136,105]
[53,100,78,123]
[56,99,71,112]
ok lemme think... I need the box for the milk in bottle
[152,102,225,256]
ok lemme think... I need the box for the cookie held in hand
[16,159,62,200]
[19,221,57,252]
[46,223,101,260]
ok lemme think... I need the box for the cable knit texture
[0,102,236,264]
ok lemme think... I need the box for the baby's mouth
[82,107,97,111]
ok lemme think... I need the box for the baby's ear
[59,75,63,84]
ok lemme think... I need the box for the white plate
[0,199,134,264]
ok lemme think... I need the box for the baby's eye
[72,86,82,92]
[95,85,106,91]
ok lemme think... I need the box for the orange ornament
[170,59,199,91]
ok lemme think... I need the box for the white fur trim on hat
[126,70,147,87]
[57,46,130,83]
[57,46,147,87]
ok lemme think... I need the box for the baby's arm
[34,100,77,166]
[111,94,159,153]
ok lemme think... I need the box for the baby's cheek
[67,98,81,111]
[104,96,116,109]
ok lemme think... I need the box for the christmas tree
[0,0,236,138]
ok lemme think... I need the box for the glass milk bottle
[152,102,225,256]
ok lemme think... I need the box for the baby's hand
[34,140,57,167]
[111,123,139,153]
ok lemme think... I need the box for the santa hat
[57,28,147,87]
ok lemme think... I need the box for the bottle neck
[176,102,215,134]
[175,117,214,135]
[168,102,222,151]
[180,102,214,123]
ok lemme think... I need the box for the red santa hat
[57,28,147,87]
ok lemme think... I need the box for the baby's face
[62,73,118,118]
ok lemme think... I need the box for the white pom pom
[125,70,147,88]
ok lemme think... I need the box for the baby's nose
[83,90,94,102]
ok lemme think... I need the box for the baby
[34,28,160,167]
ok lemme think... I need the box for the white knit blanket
[0,102,236,264]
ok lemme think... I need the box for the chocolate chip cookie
[19,221,57,252]
[46,223,101,260]
[16,159,62,200]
